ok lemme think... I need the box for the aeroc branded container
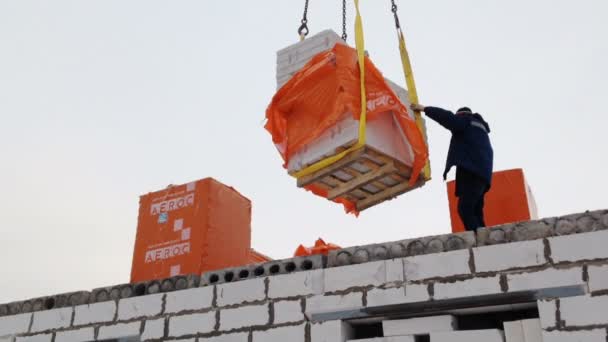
[447,168,538,233]
[130,178,251,283]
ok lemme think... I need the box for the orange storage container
[447,168,538,233]
[130,178,252,283]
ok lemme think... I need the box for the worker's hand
[411,103,425,112]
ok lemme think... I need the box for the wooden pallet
[296,147,425,211]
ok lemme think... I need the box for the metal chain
[341,0,347,41]
[298,0,310,38]
[390,0,401,29]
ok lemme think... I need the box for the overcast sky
[1,0,606,303]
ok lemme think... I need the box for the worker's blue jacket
[424,106,494,186]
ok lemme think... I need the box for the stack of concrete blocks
[275,30,417,175]
[1,209,608,342]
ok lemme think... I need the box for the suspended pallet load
[265,0,430,214]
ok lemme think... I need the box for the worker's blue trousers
[455,168,489,231]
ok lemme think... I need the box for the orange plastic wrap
[130,178,252,283]
[447,169,539,233]
[294,238,341,257]
[265,44,428,212]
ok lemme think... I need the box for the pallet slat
[295,146,424,211]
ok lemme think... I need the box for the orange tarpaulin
[265,44,428,213]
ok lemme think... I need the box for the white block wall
[1,217,608,342]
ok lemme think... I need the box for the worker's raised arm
[412,105,468,132]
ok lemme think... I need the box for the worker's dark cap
[456,107,473,115]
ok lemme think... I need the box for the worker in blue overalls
[411,104,494,231]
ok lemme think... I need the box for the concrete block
[142,318,165,340]
[169,312,216,337]
[268,269,324,298]
[477,210,608,246]
[404,249,471,281]
[430,329,505,342]
[366,284,429,307]
[434,276,501,300]
[97,322,142,340]
[165,286,214,313]
[217,278,266,307]
[324,261,390,292]
[559,294,608,326]
[503,319,542,342]
[19,292,89,315]
[473,240,546,273]
[306,292,363,317]
[550,230,608,263]
[204,333,249,342]
[0,313,31,336]
[15,335,52,342]
[220,304,269,331]
[117,293,163,320]
[521,319,542,342]
[383,315,456,336]
[145,274,200,294]
[503,320,524,342]
[273,300,304,324]
[477,221,555,246]
[537,299,557,329]
[91,282,147,303]
[328,232,475,267]
[73,301,116,326]
[349,338,415,342]
[507,267,584,292]
[588,264,608,292]
[541,329,607,342]
[202,255,324,286]
[31,307,72,332]
[55,328,95,342]
[252,324,306,342]
[311,320,354,342]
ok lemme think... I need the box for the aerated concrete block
[31,307,72,333]
[559,294,608,326]
[473,240,546,272]
[382,315,456,336]
[430,329,505,342]
[311,320,354,342]
[506,267,584,292]
[252,324,306,342]
[164,286,214,313]
[305,292,363,318]
[216,277,266,307]
[541,329,607,342]
[549,230,608,263]
[328,232,475,267]
[276,30,346,89]
[97,322,142,340]
[219,304,269,331]
[366,284,429,307]
[0,313,32,337]
[55,327,95,342]
[168,312,216,337]
[73,301,116,326]
[117,293,164,320]
[268,269,324,299]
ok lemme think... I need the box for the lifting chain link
[390,0,401,29]
[298,0,310,39]
[341,0,347,41]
